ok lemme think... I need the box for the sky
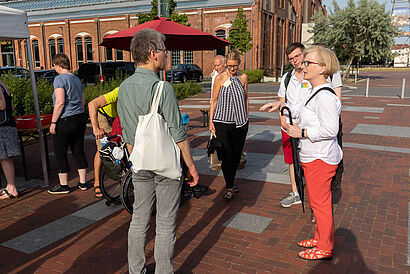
[322,0,393,13]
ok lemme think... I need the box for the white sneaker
[280,192,302,208]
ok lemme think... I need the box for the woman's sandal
[94,186,103,198]
[0,189,18,200]
[223,188,234,200]
[298,239,317,248]
[298,247,332,260]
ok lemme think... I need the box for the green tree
[228,8,253,67]
[310,0,398,79]
[136,0,189,26]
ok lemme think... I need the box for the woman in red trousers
[261,45,342,260]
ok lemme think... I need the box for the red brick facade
[1,0,323,77]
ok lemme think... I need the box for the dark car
[0,66,30,79]
[34,69,58,83]
[166,64,203,82]
[77,62,135,84]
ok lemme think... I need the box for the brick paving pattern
[0,89,409,273]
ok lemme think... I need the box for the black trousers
[53,113,88,173]
[214,122,248,189]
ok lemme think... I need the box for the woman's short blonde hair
[225,49,241,64]
[303,45,340,78]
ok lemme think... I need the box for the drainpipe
[67,20,73,70]
[97,18,101,62]
[250,1,255,69]
[41,23,48,69]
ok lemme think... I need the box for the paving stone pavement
[0,91,409,273]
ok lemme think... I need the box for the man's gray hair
[130,29,166,65]
[215,55,225,62]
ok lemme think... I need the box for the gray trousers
[128,170,182,274]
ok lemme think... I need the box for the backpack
[304,86,343,191]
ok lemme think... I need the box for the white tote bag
[129,81,182,180]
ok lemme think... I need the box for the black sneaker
[77,182,88,191]
[48,184,69,194]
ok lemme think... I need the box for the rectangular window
[57,38,64,54]
[276,18,282,71]
[171,50,180,66]
[215,30,226,56]
[105,48,113,62]
[49,39,56,67]
[85,37,93,62]
[183,51,193,64]
[1,40,15,67]
[32,40,41,68]
[75,38,84,66]
[115,49,123,61]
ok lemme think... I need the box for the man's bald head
[213,55,225,74]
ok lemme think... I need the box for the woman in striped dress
[209,50,249,200]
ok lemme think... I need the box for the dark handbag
[0,84,8,125]
[0,110,7,125]
[207,132,222,158]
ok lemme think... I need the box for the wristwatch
[301,129,305,138]
[51,121,57,124]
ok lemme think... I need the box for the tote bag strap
[149,81,164,114]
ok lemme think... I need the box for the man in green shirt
[117,29,198,274]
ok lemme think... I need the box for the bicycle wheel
[120,169,134,214]
[99,170,121,205]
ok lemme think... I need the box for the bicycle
[119,113,209,214]
[99,135,130,206]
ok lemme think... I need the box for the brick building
[0,0,324,77]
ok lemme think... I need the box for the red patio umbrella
[100,17,231,51]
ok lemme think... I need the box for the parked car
[34,69,58,83]
[166,64,203,82]
[77,62,135,84]
[0,66,30,79]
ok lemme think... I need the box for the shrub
[242,69,263,83]
[172,81,203,100]
[0,74,53,117]
[1,72,202,117]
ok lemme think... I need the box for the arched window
[215,30,226,56]
[49,39,56,67]
[57,38,64,54]
[85,37,93,62]
[32,40,40,67]
[75,37,84,65]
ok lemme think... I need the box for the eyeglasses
[227,65,239,69]
[288,52,303,62]
[302,60,320,67]
[155,49,168,55]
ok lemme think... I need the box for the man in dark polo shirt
[117,29,199,274]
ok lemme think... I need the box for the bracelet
[51,121,57,124]
[301,129,305,138]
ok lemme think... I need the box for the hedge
[242,69,264,83]
[0,73,203,117]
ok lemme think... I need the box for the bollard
[401,78,406,99]
[365,78,369,97]
[354,71,358,83]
